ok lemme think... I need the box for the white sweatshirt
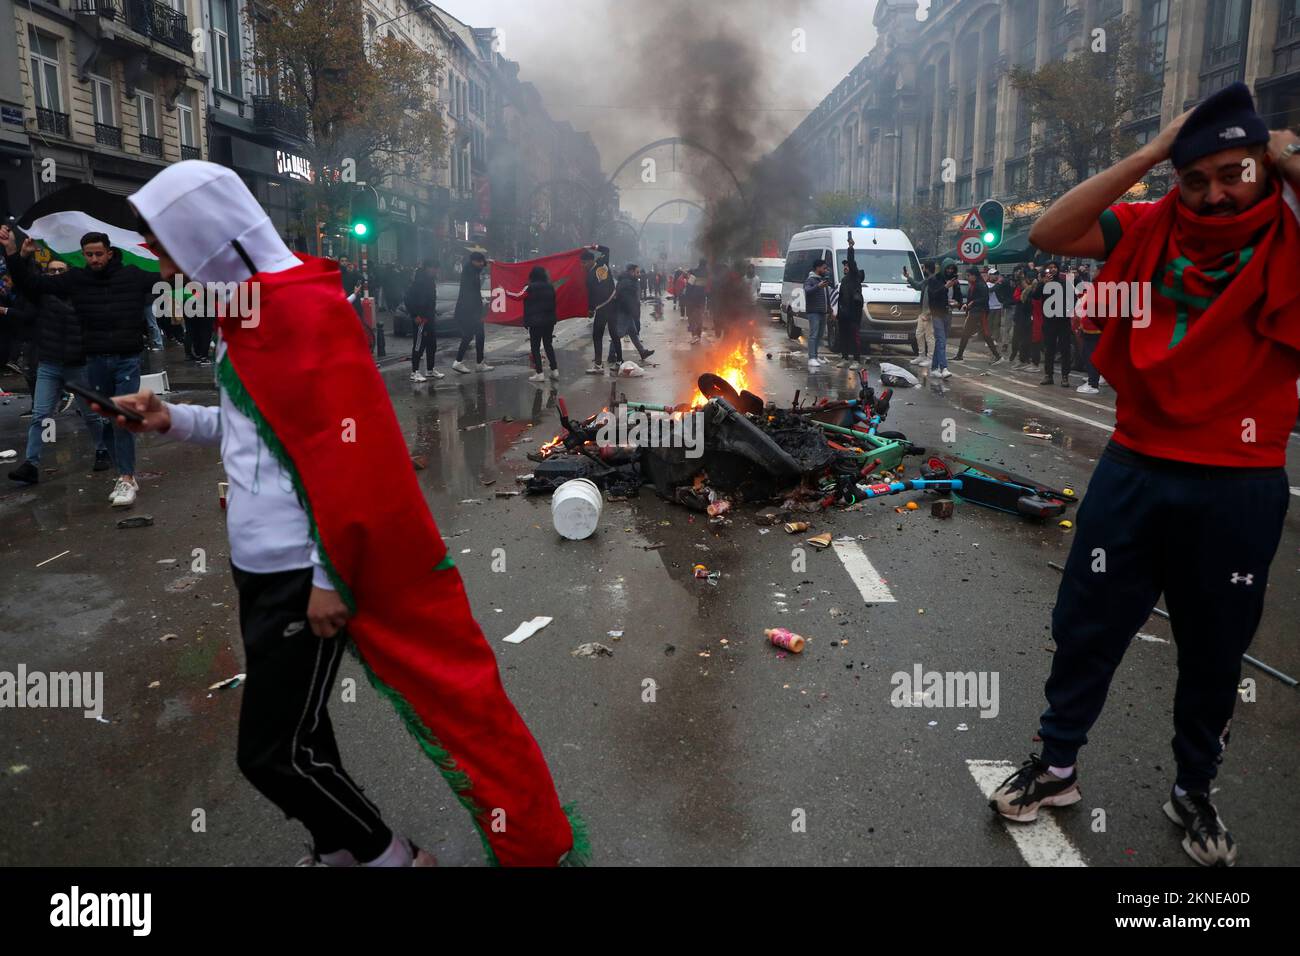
[128,160,332,589]
[164,339,332,589]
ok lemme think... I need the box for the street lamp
[884,130,903,229]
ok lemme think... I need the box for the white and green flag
[17,183,158,271]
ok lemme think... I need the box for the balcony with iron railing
[181,144,200,161]
[139,133,163,158]
[36,107,71,137]
[72,0,191,55]
[252,96,308,140]
[95,122,123,148]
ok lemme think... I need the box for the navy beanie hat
[1170,82,1269,169]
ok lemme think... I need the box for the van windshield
[756,265,783,283]
[836,249,922,285]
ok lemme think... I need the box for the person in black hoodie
[611,263,654,366]
[405,260,442,382]
[451,252,493,374]
[954,266,1002,363]
[510,265,559,383]
[834,232,866,368]
[1,227,156,506]
[1034,260,1072,386]
[5,257,111,484]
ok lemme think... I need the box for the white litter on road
[1137,632,1169,644]
[966,759,1088,867]
[878,362,920,387]
[36,550,71,568]
[503,616,553,644]
[831,538,896,604]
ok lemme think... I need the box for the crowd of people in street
[903,257,1101,392]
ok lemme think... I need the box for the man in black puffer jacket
[1,227,157,506]
[3,257,111,485]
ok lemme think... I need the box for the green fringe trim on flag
[560,804,592,866]
[217,355,499,863]
[216,355,585,868]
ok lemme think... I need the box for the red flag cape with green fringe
[216,254,586,866]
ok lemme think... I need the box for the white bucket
[551,478,603,541]
[140,371,170,395]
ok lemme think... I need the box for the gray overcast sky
[433,1,915,219]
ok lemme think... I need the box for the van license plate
[882,333,908,341]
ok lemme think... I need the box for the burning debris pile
[524,358,944,523]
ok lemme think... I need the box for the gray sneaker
[989,754,1081,822]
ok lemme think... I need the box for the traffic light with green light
[349,188,379,243]
[978,199,1005,249]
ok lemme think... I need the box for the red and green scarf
[1089,180,1300,466]
[217,256,586,866]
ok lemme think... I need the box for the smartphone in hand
[63,381,146,423]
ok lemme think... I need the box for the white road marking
[1291,487,1300,498]
[832,538,896,604]
[977,369,1117,412]
[949,373,1115,433]
[966,759,1088,867]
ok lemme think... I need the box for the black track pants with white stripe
[233,566,392,861]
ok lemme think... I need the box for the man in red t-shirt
[988,83,1300,867]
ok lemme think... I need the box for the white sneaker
[849,362,860,371]
[475,362,495,372]
[429,368,446,379]
[939,368,952,379]
[550,369,559,380]
[108,477,125,502]
[909,357,926,366]
[528,372,546,383]
[836,360,849,369]
[1076,384,1100,394]
[451,361,471,374]
[410,372,427,383]
[585,363,603,374]
[111,477,138,508]
[990,357,1005,367]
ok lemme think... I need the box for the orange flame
[692,343,752,408]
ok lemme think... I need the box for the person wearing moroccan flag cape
[101,161,585,867]
[988,84,1300,867]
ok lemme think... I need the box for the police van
[781,226,923,353]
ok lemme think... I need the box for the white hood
[128,160,300,283]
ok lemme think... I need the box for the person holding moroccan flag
[988,84,1300,867]
[99,161,586,867]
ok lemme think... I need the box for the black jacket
[404,271,437,318]
[6,251,153,355]
[837,247,865,324]
[966,274,990,311]
[585,249,616,317]
[36,292,82,365]
[521,280,557,329]
[453,259,485,327]
[614,273,640,327]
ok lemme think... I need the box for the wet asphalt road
[1,299,1297,867]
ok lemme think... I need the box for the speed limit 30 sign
[958,234,986,263]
